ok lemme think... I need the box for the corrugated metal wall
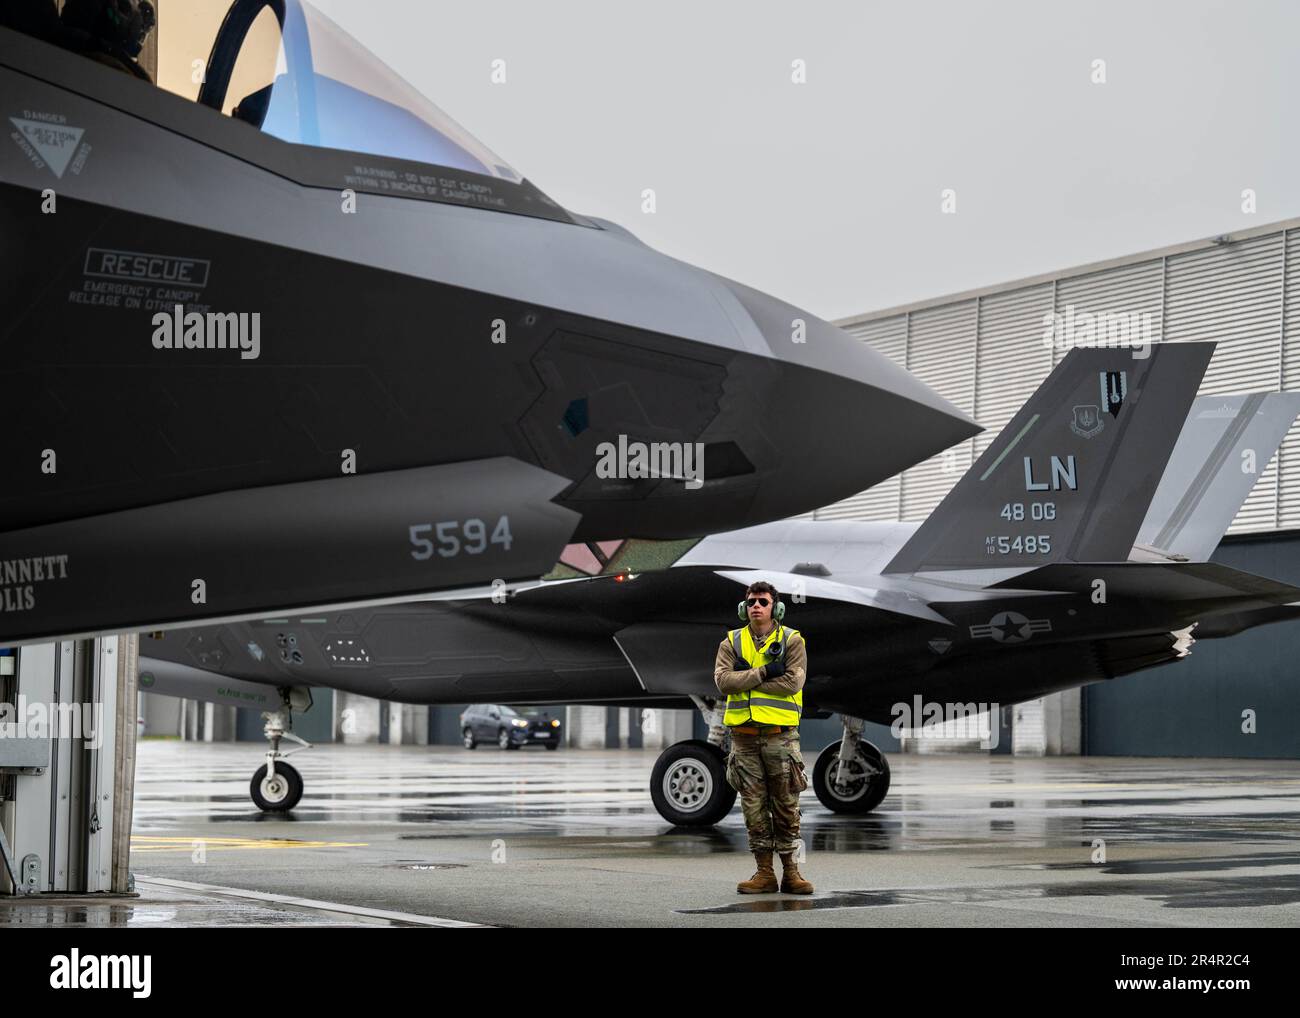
[833,221,1300,535]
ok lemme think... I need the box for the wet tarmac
[6,741,1300,927]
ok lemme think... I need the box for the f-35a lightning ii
[0,0,975,646]
[137,341,1300,821]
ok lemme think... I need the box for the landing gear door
[612,623,726,698]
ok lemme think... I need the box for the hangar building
[830,215,1300,760]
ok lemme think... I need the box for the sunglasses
[746,597,772,608]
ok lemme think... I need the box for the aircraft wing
[1191,603,1300,639]
[712,568,952,624]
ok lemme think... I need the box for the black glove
[763,656,786,679]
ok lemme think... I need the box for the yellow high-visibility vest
[723,624,803,726]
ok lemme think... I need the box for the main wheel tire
[463,726,477,749]
[812,740,891,814]
[250,762,304,812]
[649,740,737,826]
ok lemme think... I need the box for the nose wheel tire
[812,740,890,814]
[649,740,736,826]
[250,762,304,812]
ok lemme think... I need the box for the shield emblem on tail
[1070,404,1103,438]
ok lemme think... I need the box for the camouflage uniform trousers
[725,727,808,853]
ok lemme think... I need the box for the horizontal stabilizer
[988,561,1300,606]
[1192,603,1300,639]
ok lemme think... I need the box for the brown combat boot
[736,851,779,893]
[779,852,814,894]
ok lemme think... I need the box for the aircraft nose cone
[714,277,979,525]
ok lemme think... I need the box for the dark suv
[460,704,563,750]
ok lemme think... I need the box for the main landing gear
[811,714,892,814]
[249,690,314,812]
[647,702,892,825]
[648,696,736,826]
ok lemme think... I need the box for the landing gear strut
[646,705,892,822]
[648,696,736,826]
[812,714,891,814]
[249,698,312,812]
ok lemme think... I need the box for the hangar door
[1083,534,1300,759]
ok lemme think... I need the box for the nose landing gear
[248,693,313,812]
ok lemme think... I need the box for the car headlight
[551,719,560,728]
[512,718,528,727]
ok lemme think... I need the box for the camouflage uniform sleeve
[714,637,762,694]
[752,633,807,695]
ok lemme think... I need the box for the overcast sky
[310,0,1300,322]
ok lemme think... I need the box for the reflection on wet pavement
[0,882,408,927]
[680,874,1300,914]
[131,742,1300,854]
[9,740,1291,927]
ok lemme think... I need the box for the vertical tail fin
[883,343,1214,573]
[1134,392,1300,562]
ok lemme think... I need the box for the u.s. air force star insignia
[969,611,1052,643]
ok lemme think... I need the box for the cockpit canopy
[2,0,568,217]
[166,0,522,182]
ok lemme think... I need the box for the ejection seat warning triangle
[10,118,84,178]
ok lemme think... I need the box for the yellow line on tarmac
[130,836,367,852]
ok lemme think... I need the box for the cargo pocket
[788,748,809,793]
[725,750,742,791]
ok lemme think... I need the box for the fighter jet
[137,340,1300,819]
[0,0,976,645]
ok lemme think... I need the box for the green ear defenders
[738,594,785,623]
